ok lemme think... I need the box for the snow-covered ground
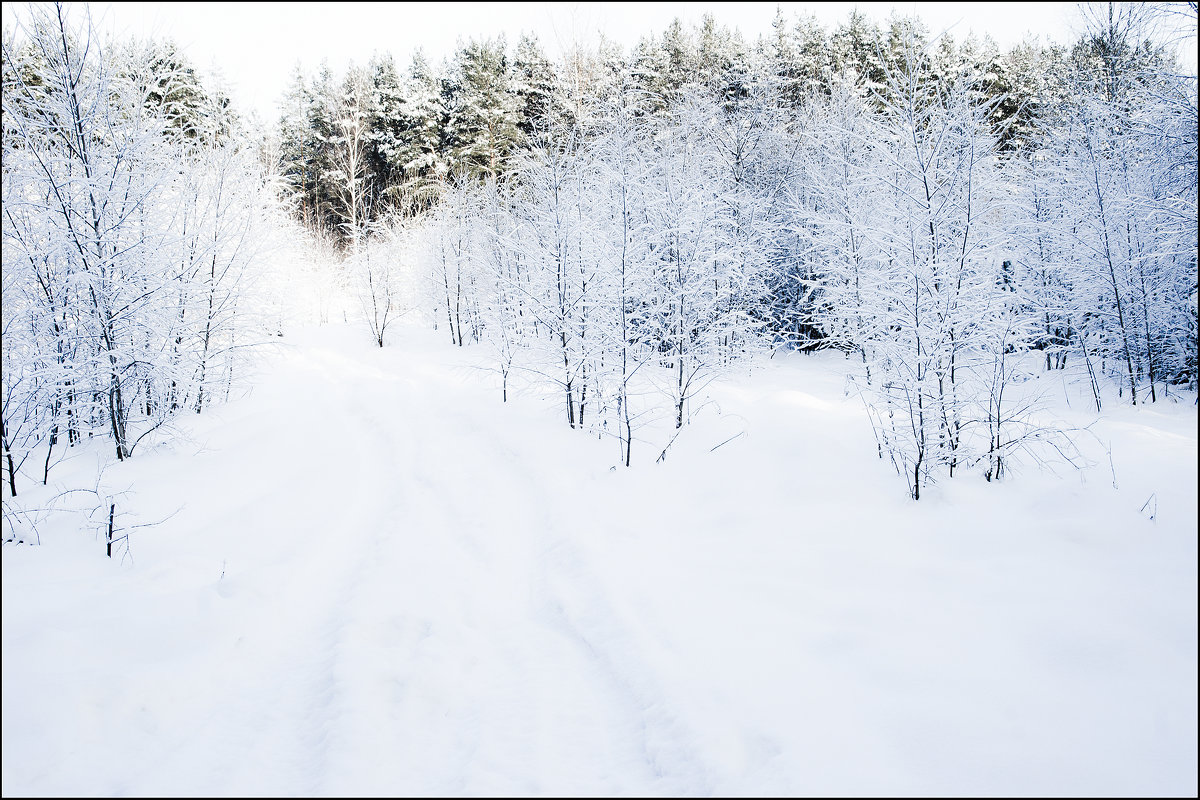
[3,321,1197,796]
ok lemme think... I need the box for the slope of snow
[3,321,1196,796]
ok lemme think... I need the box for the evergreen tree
[307,62,340,236]
[761,10,833,109]
[365,52,406,213]
[830,10,886,93]
[447,37,521,179]
[277,64,320,227]
[512,33,559,138]
[694,14,751,109]
[396,50,449,213]
[628,33,671,117]
[985,39,1073,153]
[128,40,230,145]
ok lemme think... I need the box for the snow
[3,320,1197,796]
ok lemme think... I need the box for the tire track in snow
[151,332,717,795]
[284,348,416,795]
[535,534,715,795]
[150,343,404,796]
[334,359,640,794]
[395,357,714,794]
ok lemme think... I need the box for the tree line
[325,5,1196,496]
[275,10,1069,243]
[2,3,1195,502]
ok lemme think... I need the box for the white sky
[9,2,1196,123]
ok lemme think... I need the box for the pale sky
[8,2,1195,123]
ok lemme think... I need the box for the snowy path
[3,323,1197,796]
[129,329,706,795]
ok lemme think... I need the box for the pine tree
[277,64,320,228]
[694,14,751,109]
[446,37,521,179]
[307,62,340,237]
[130,40,230,145]
[830,10,887,94]
[760,10,831,110]
[512,33,559,139]
[365,52,406,214]
[395,50,449,213]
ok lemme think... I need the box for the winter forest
[2,1,1198,796]
[4,2,1197,495]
